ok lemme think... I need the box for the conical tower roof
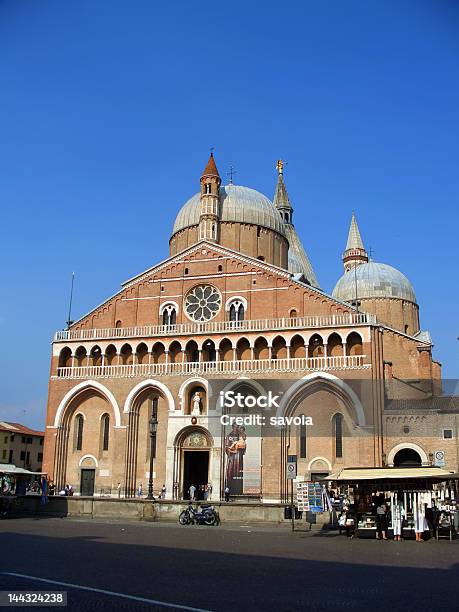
[345,212,365,251]
[273,173,292,210]
[201,152,220,178]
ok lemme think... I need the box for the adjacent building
[0,422,45,472]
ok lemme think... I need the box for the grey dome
[332,262,417,303]
[172,185,287,237]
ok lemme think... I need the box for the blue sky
[0,0,458,429]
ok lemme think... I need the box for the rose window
[185,285,221,321]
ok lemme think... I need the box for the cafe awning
[325,467,456,482]
[0,463,44,475]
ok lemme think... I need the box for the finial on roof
[276,159,284,175]
[227,165,237,185]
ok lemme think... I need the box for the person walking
[137,483,143,498]
[224,486,230,502]
[117,482,122,498]
[161,484,166,499]
[189,484,196,501]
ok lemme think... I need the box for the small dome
[172,185,287,237]
[332,262,417,303]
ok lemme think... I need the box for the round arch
[277,372,366,426]
[387,442,428,467]
[178,377,211,412]
[307,456,332,471]
[224,295,248,311]
[78,454,99,467]
[123,379,175,414]
[159,300,179,315]
[53,380,122,428]
[219,376,267,397]
[174,425,214,448]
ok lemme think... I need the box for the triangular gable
[69,240,358,329]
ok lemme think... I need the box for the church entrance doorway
[80,468,95,496]
[182,450,209,500]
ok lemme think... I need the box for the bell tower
[343,212,369,272]
[198,151,221,243]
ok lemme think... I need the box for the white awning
[325,467,456,482]
[0,463,43,475]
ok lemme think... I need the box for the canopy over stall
[325,467,457,483]
[0,463,44,476]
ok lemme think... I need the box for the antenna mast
[66,272,75,329]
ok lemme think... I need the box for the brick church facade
[42,154,457,500]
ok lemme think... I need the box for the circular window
[185,285,221,322]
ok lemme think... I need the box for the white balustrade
[54,313,376,342]
[54,354,370,379]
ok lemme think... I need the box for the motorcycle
[179,502,220,526]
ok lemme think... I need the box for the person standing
[224,485,230,502]
[117,482,122,498]
[189,484,196,501]
[137,483,143,498]
[392,496,405,541]
[375,494,388,540]
[161,484,166,499]
[207,483,213,501]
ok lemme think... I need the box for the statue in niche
[191,391,202,416]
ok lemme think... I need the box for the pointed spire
[346,212,365,251]
[274,160,293,224]
[202,151,220,178]
[343,212,368,272]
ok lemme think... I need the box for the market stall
[325,467,459,540]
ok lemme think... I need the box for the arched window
[300,419,307,458]
[101,414,110,451]
[162,305,177,326]
[151,397,158,459]
[229,300,245,322]
[75,415,84,451]
[333,413,343,458]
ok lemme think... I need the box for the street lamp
[147,412,158,500]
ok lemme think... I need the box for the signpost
[287,455,297,531]
[434,450,445,467]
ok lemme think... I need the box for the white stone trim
[277,371,366,427]
[78,454,98,467]
[159,301,179,315]
[178,377,210,413]
[53,380,121,428]
[224,295,248,311]
[387,442,428,467]
[307,457,332,471]
[123,379,175,414]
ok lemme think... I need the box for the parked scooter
[179,502,220,526]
